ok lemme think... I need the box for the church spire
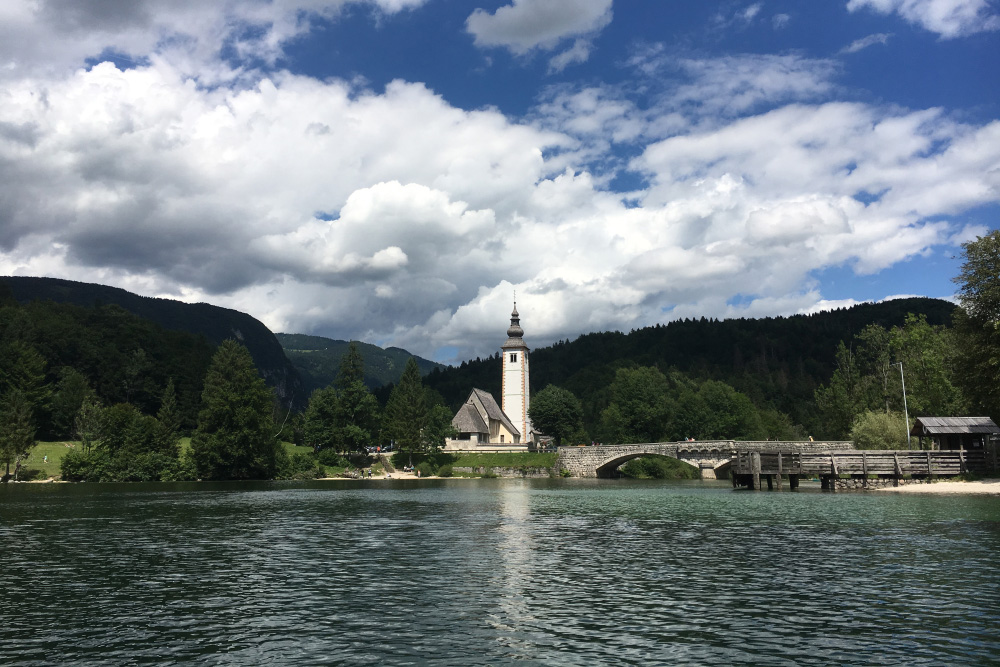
[507,301,523,339]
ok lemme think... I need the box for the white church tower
[501,301,532,444]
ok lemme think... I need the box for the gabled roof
[452,403,488,434]
[911,417,999,435]
[469,387,520,437]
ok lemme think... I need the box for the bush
[437,464,453,477]
[278,452,323,480]
[317,448,349,467]
[851,411,910,449]
[60,448,189,482]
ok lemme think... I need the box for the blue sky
[0,0,997,363]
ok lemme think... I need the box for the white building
[444,302,535,451]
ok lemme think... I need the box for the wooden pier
[731,449,989,491]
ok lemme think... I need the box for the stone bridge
[556,441,853,479]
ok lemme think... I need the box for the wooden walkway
[731,450,990,491]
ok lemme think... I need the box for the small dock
[731,450,990,491]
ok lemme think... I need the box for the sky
[0,0,997,364]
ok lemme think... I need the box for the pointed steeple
[506,301,523,339]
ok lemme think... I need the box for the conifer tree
[155,378,181,456]
[383,358,427,455]
[303,386,338,451]
[332,342,379,453]
[0,389,36,481]
[190,340,279,480]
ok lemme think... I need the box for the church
[443,302,537,451]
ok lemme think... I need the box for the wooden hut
[910,417,998,451]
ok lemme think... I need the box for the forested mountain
[0,288,215,438]
[2,276,304,409]
[424,297,957,437]
[276,333,444,395]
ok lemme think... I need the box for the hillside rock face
[3,276,305,409]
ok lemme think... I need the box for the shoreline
[874,478,1000,495]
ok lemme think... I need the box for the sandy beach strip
[876,479,1000,495]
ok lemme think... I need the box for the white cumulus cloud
[847,0,1000,38]
[466,0,613,55]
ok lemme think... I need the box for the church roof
[452,403,488,434]
[470,387,520,437]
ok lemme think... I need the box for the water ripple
[2,479,999,665]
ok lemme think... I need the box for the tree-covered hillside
[276,333,444,395]
[0,286,214,438]
[2,276,304,409]
[424,297,957,437]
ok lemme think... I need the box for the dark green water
[2,479,999,665]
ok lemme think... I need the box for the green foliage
[190,340,280,480]
[50,368,95,439]
[423,402,457,450]
[600,366,670,443]
[277,452,324,480]
[437,464,453,477]
[425,297,956,437]
[317,448,350,467]
[276,333,444,395]
[3,276,304,412]
[60,448,191,482]
[529,385,584,446]
[334,381,380,454]
[850,411,910,450]
[303,386,338,450]
[815,313,967,438]
[0,389,37,479]
[954,231,1000,420]
[383,358,427,454]
[619,455,701,479]
[449,452,558,468]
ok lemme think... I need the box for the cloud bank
[0,1,997,364]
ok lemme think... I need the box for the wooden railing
[731,449,989,490]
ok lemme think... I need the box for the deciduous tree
[953,231,1000,419]
[529,385,583,446]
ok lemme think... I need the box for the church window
[510,353,517,363]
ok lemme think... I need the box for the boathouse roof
[910,417,1000,436]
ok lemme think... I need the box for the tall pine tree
[333,342,380,453]
[190,340,279,480]
[383,358,427,456]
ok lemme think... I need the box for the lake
[2,479,999,665]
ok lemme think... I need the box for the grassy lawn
[451,452,557,469]
[14,441,78,480]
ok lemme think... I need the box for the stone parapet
[556,441,854,478]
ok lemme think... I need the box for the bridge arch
[594,452,699,478]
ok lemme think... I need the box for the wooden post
[776,453,783,490]
[959,449,966,474]
[862,452,868,488]
[830,453,838,493]
[752,452,761,491]
[926,451,933,477]
[893,451,901,487]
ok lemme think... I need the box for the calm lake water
[2,479,999,665]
